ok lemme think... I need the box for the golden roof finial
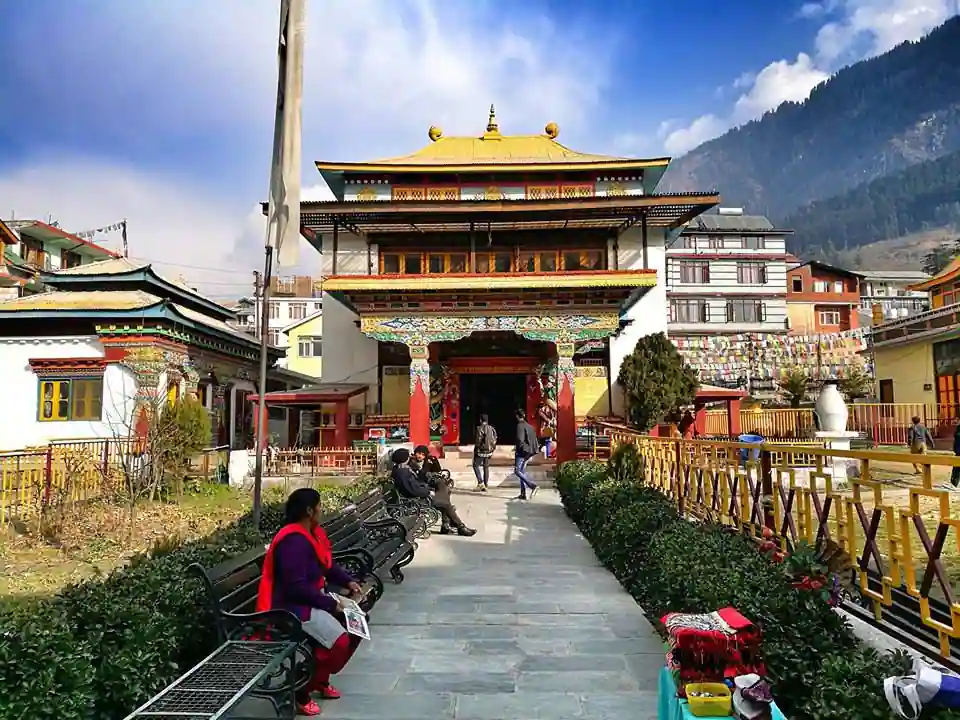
[486,104,499,133]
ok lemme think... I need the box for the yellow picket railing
[609,429,960,661]
[704,402,960,444]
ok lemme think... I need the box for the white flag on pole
[265,0,306,268]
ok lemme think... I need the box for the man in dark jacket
[397,447,476,536]
[514,409,539,500]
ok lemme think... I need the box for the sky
[0,0,956,298]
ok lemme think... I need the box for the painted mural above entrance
[359,312,621,345]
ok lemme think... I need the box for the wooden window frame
[474,251,515,274]
[38,377,104,422]
[726,299,766,323]
[670,299,709,323]
[737,261,767,285]
[818,309,842,326]
[288,302,308,320]
[518,250,560,273]
[426,252,469,274]
[560,249,605,272]
[678,260,710,284]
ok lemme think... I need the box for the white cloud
[3,0,612,295]
[663,0,955,156]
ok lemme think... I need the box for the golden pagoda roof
[909,257,960,291]
[316,105,670,174]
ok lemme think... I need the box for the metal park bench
[325,501,417,584]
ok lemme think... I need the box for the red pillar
[727,398,742,437]
[556,342,577,464]
[694,403,707,436]
[409,343,431,447]
[334,400,350,448]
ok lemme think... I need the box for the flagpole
[252,244,273,527]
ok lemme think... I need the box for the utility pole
[121,219,128,257]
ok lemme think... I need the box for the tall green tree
[617,333,698,431]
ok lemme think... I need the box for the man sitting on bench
[391,447,475,536]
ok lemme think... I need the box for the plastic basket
[685,682,732,717]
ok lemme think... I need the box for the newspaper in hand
[343,607,370,640]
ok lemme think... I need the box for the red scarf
[256,523,334,612]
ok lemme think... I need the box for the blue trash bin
[738,433,764,466]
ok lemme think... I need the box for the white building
[667,210,790,334]
[858,270,930,323]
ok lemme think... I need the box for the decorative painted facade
[0,257,307,450]
[294,108,719,460]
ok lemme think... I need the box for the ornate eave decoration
[28,356,109,378]
[359,312,621,345]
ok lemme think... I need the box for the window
[427,253,468,273]
[708,235,723,249]
[476,252,513,273]
[726,299,765,323]
[561,250,604,271]
[268,330,280,346]
[313,302,322,312]
[676,235,695,249]
[289,302,307,320]
[678,261,710,284]
[268,301,280,319]
[791,276,803,292]
[819,310,841,326]
[61,250,83,269]
[298,336,323,357]
[813,280,829,293]
[382,254,401,274]
[833,280,844,293]
[741,236,765,250]
[404,254,422,274]
[737,262,767,284]
[38,378,103,422]
[670,299,709,323]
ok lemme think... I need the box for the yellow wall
[873,341,937,405]
[787,303,815,335]
[285,315,323,379]
[381,366,408,415]
[575,367,610,416]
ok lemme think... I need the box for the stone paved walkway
[315,484,664,719]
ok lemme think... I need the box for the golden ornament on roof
[428,125,443,141]
[545,121,559,139]
[486,104,499,133]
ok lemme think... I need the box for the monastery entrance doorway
[459,373,526,445]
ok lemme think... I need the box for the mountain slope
[661,16,960,220]
[783,148,960,260]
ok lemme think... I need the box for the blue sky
[0,0,955,296]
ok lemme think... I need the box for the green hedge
[0,477,382,720]
[556,450,960,720]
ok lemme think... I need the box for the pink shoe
[297,699,322,715]
[319,684,342,699]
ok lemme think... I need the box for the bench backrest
[321,505,369,552]
[354,488,389,524]
[190,545,268,642]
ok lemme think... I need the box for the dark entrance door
[459,373,526,446]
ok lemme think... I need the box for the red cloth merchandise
[661,607,766,696]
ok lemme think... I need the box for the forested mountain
[783,149,960,260]
[661,16,960,220]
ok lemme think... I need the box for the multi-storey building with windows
[667,210,790,334]
[228,276,323,367]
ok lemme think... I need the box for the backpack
[477,424,497,453]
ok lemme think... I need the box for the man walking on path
[514,409,539,500]
[908,415,936,474]
[473,413,497,491]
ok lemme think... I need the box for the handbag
[884,657,960,719]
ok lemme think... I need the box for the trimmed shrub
[0,477,380,720]
[555,461,956,720]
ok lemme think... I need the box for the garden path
[304,483,665,719]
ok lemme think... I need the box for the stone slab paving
[309,485,664,719]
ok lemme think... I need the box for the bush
[555,461,957,720]
[0,477,380,720]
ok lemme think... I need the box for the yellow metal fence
[704,402,960,444]
[610,430,960,662]
[0,438,226,524]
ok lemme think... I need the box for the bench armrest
[333,549,375,577]
[362,517,407,540]
[221,608,306,643]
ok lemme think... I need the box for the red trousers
[298,632,362,701]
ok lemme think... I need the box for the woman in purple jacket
[257,488,363,715]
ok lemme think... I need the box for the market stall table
[658,666,787,720]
